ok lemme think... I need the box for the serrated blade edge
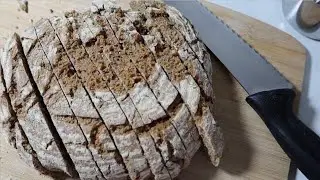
[164,0,293,95]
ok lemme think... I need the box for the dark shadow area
[212,58,253,176]
[178,56,253,179]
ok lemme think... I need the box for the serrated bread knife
[164,0,320,179]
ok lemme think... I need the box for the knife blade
[164,0,320,179]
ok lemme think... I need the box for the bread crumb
[15,26,19,29]
[17,0,28,13]
[50,9,54,13]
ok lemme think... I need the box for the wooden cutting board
[0,0,306,179]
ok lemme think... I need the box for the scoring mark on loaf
[35,17,129,179]
[1,34,78,178]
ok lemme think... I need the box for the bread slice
[147,117,185,178]
[138,132,172,180]
[141,4,224,166]
[1,34,76,177]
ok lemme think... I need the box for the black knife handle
[246,89,320,180]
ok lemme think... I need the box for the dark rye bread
[1,0,224,179]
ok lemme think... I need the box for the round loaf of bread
[0,0,223,179]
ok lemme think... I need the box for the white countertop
[207,0,320,179]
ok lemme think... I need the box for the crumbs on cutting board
[17,0,28,13]
[50,9,54,13]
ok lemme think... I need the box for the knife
[164,0,320,179]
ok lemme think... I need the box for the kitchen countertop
[208,0,320,179]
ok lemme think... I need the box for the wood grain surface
[0,0,306,179]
